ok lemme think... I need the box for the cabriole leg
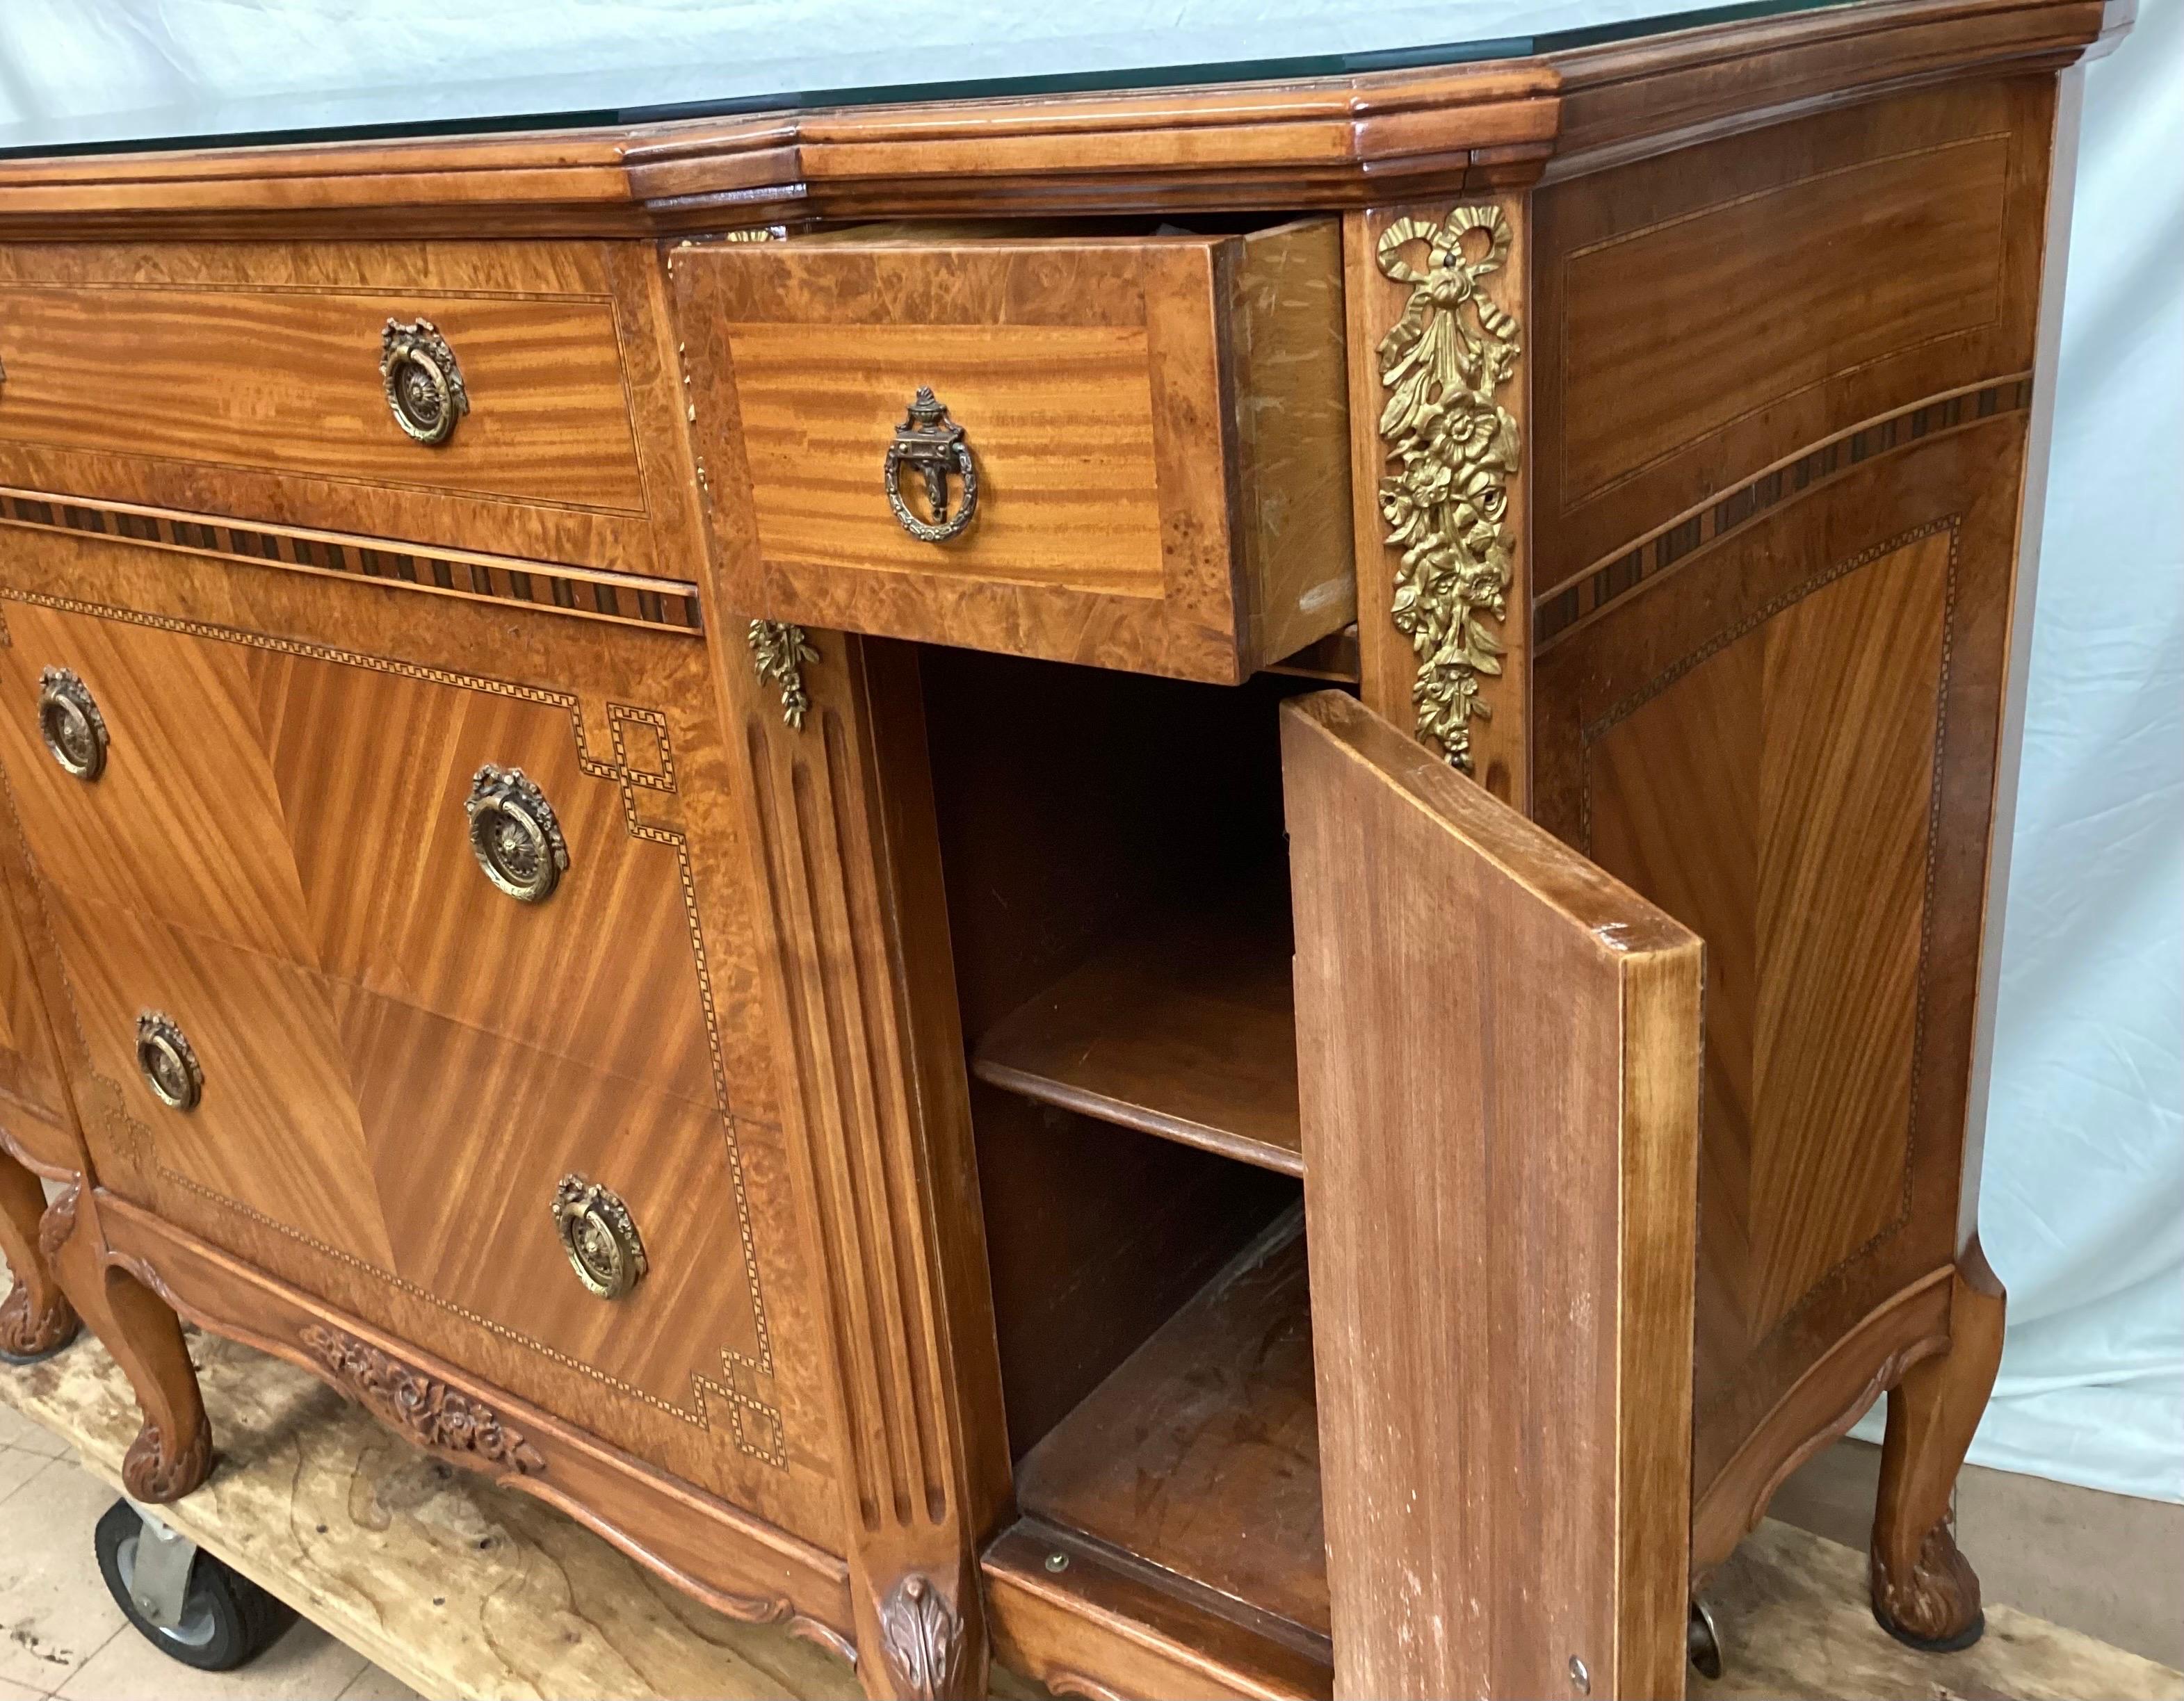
[0,1145,77,1362]
[40,1182,211,1501]
[1869,1241,2005,1651]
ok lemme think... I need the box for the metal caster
[1688,1596,1724,1680]
[93,1498,295,1671]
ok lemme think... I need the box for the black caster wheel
[93,1497,296,1671]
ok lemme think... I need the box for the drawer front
[0,526,841,1548]
[674,222,1352,681]
[0,848,75,1170]
[0,241,704,582]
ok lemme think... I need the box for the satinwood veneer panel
[95,1192,859,1650]
[1533,419,2026,1509]
[674,221,1352,682]
[1529,78,2053,598]
[0,241,707,583]
[0,525,842,1549]
[0,833,74,1166]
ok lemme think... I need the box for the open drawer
[670,221,1353,683]
[915,651,1704,1698]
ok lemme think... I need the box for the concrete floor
[0,1397,417,1701]
[1769,1434,2184,1669]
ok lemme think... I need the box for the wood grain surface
[1534,420,2028,1545]
[1015,1208,1326,1645]
[722,632,1011,1697]
[1528,79,2053,599]
[1284,691,1701,1700]
[970,884,1301,1175]
[0,0,2126,234]
[0,241,708,583]
[0,525,841,1548]
[674,223,1351,682]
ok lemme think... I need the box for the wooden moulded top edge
[0,0,2123,236]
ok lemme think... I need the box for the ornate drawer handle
[466,765,567,904]
[553,1175,647,1300]
[38,667,108,781]
[884,387,978,542]
[381,318,469,446]
[136,1011,203,1112]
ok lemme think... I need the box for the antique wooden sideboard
[0,0,2132,1694]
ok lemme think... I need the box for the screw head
[1044,1552,1070,1574]
[1569,1654,1591,1695]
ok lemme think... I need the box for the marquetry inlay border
[0,491,705,636]
[0,590,788,1467]
[1535,379,2026,646]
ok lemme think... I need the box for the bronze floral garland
[1376,206,1522,772]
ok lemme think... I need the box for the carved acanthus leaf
[0,1274,76,1359]
[1376,205,1523,772]
[877,1573,966,1701]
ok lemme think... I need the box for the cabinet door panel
[1283,692,1701,1701]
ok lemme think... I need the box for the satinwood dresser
[0,0,2133,1694]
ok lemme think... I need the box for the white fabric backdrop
[0,0,2176,1501]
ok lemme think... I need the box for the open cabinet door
[1282,692,1704,1701]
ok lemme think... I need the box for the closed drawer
[672,220,1353,682]
[0,241,704,581]
[0,526,841,1538]
[0,584,757,1114]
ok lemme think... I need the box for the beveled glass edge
[0,0,1859,163]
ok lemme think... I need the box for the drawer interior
[919,644,1337,1675]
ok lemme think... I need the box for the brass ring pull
[381,318,469,446]
[38,667,108,781]
[553,1175,647,1300]
[883,387,979,542]
[136,1012,203,1112]
[466,765,567,904]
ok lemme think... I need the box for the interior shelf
[970,880,1303,1175]
[1011,1206,1327,1643]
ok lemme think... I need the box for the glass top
[0,0,1857,161]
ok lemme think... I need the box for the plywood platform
[3,1329,2178,1701]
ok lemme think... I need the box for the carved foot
[1870,1515,1983,1651]
[40,1181,213,1502]
[122,1406,214,1501]
[0,1146,79,1364]
[1869,1244,2003,1657]
[0,1273,79,1364]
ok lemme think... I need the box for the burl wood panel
[1533,420,2027,1525]
[0,241,709,583]
[673,222,1350,682]
[0,525,842,1550]
[1284,692,1701,1700]
[1530,79,2053,599]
